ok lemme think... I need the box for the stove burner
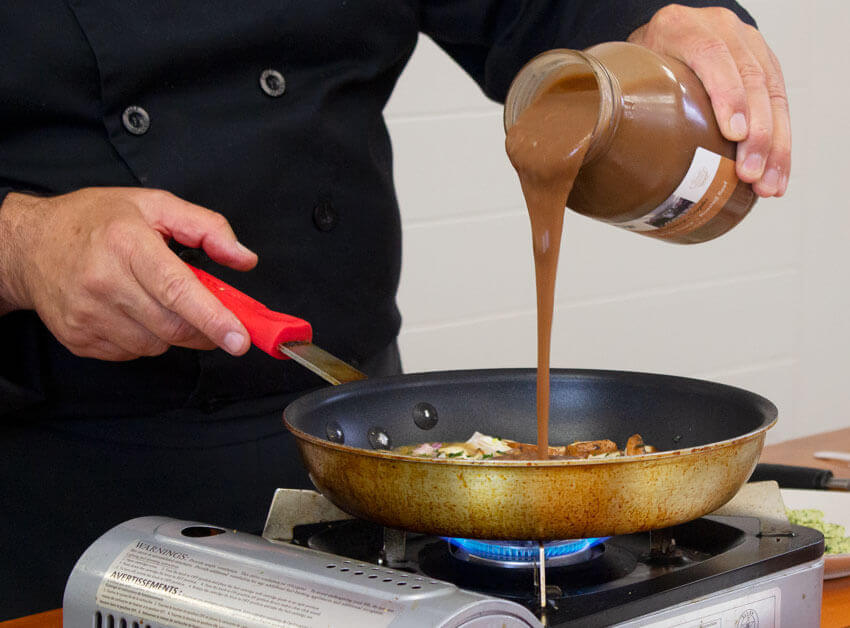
[288,515,823,626]
[445,537,607,569]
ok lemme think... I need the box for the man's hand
[629,4,790,198]
[0,187,258,361]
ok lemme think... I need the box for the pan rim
[282,367,777,467]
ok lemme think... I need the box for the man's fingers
[757,95,791,197]
[630,6,791,199]
[66,338,138,362]
[131,191,257,354]
[116,289,221,350]
[128,231,252,356]
[679,33,749,143]
[633,5,749,142]
[111,315,216,353]
[172,335,219,351]
[98,317,171,357]
[743,34,791,197]
[137,190,258,271]
[712,31,771,185]
[20,187,259,361]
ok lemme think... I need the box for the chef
[0,0,788,618]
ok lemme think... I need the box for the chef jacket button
[259,69,286,97]
[313,201,338,232]
[121,106,150,135]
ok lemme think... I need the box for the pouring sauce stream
[506,70,600,458]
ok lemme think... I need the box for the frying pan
[284,369,775,540]
[192,266,776,540]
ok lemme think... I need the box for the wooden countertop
[5,428,850,628]
[0,611,61,628]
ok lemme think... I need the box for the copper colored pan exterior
[288,425,766,540]
[284,369,775,540]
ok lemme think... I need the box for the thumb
[137,189,258,271]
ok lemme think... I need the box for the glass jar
[504,42,756,244]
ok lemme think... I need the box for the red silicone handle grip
[188,264,312,360]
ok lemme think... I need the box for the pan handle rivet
[326,421,345,444]
[413,402,438,430]
[368,427,392,450]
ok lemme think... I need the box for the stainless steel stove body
[64,489,824,628]
[64,516,539,628]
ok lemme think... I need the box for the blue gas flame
[445,537,607,562]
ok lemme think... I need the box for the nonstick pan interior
[284,368,776,454]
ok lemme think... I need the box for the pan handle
[750,463,849,490]
[188,263,312,360]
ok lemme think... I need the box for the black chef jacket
[0,0,754,618]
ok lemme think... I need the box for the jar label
[612,147,738,238]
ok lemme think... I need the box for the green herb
[481,454,494,459]
[447,452,463,458]
[787,508,850,554]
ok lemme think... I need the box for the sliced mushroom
[566,439,618,458]
[626,433,649,456]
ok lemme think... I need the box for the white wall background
[385,1,850,446]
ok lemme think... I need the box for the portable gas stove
[64,488,824,627]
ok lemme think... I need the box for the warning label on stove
[95,539,401,627]
[640,586,779,627]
